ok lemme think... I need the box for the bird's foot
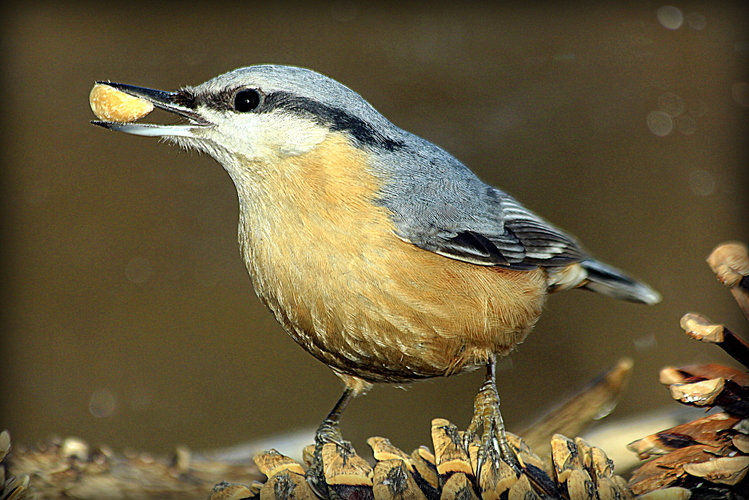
[314,418,352,450]
[463,374,522,489]
[307,419,354,499]
[305,389,356,499]
[462,361,561,498]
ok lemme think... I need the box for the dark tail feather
[580,259,661,305]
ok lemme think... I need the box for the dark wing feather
[429,195,587,270]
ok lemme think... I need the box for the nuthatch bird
[92,65,660,493]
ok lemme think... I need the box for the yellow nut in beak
[89,83,154,122]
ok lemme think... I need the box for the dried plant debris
[1,430,29,500]
[680,313,749,370]
[231,421,643,500]
[628,412,740,460]
[629,241,749,499]
[518,357,634,457]
[2,431,262,500]
[706,242,749,322]
[210,481,263,500]
[1,402,675,500]
[4,358,641,499]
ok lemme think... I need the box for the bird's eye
[233,89,261,112]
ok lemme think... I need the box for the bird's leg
[315,387,354,449]
[307,388,355,499]
[464,357,522,484]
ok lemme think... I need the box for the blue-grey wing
[407,191,588,270]
[375,148,587,269]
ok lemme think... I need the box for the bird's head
[93,65,404,173]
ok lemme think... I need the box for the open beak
[91,82,210,137]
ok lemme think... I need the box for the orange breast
[235,133,547,384]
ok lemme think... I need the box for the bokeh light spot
[688,170,716,197]
[647,110,673,136]
[657,5,684,29]
[89,389,118,418]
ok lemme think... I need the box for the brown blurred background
[1,1,747,459]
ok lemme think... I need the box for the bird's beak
[91,82,210,137]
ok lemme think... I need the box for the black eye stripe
[257,91,405,151]
[192,88,405,152]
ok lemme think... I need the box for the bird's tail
[578,259,661,305]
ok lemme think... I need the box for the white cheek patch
[196,108,330,161]
[263,113,330,156]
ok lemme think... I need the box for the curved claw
[314,420,350,449]
[465,360,522,488]
[308,423,356,499]
[306,389,356,499]
[308,421,354,499]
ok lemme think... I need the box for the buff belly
[234,133,548,387]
